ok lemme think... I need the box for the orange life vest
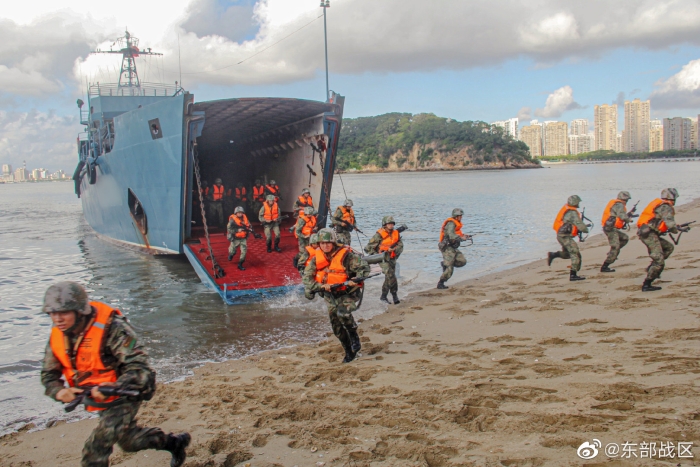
[253,185,265,202]
[297,212,317,238]
[297,195,313,211]
[305,246,317,267]
[228,214,250,238]
[266,185,280,201]
[212,184,225,201]
[637,198,674,232]
[439,217,464,242]
[49,302,121,412]
[263,202,280,222]
[553,205,580,236]
[378,228,400,259]
[340,207,355,226]
[235,187,247,202]
[602,199,627,229]
[315,247,350,286]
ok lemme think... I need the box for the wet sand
[3,199,700,467]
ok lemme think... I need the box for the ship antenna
[89,30,163,90]
[177,33,182,92]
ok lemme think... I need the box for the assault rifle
[336,219,364,235]
[228,222,263,239]
[327,273,381,291]
[628,200,640,217]
[261,215,289,226]
[578,208,594,242]
[669,221,696,245]
[438,233,474,251]
[64,385,140,413]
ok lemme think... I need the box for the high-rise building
[649,119,663,152]
[14,167,28,181]
[1,164,11,176]
[569,134,594,155]
[663,117,694,150]
[616,133,622,153]
[491,118,519,140]
[520,124,543,157]
[544,122,569,156]
[623,99,651,153]
[594,104,618,151]
[570,119,589,136]
[691,120,698,150]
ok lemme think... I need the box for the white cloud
[534,86,582,118]
[517,107,532,122]
[650,58,700,110]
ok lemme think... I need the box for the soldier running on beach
[40,282,190,467]
[303,228,370,363]
[437,208,471,289]
[600,191,637,273]
[331,199,358,246]
[365,216,404,304]
[548,195,589,281]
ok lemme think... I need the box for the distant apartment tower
[491,118,519,139]
[569,134,594,155]
[570,119,589,136]
[663,117,694,150]
[14,167,28,181]
[623,99,650,153]
[520,124,543,157]
[544,122,569,156]
[649,119,663,152]
[691,119,698,150]
[594,104,618,151]
[1,164,11,176]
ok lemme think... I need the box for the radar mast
[91,30,163,89]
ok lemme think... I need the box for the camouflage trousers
[335,229,352,246]
[228,238,247,262]
[604,228,629,264]
[209,201,224,227]
[381,259,398,294]
[263,222,281,242]
[82,402,167,467]
[440,246,466,282]
[297,236,310,255]
[557,235,582,272]
[323,290,360,350]
[639,230,674,281]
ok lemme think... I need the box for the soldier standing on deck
[40,282,191,467]
[303,229,370,363]
[600,191,637,273]
[293,188,314,216]
[234,182,248,213]
[637,188,691,291]
[209,178,226,227]
[331,199,357,246]
[547,195,590,281]
[365,216,404,304]
[265,180,281,202]
[295,206,318,254]
[251,179,266,215]
[437,208,471,289]
[259,194,282,253]
[228,206,252,270]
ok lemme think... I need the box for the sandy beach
[3,199,700,467]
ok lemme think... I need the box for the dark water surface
[1,161,699,433]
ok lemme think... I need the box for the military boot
[228,254,233,261]
[341,340,356,363]
[238,261,246,271]
[274,238,282,253]
[391,292,400,304]
[600,262,615,273]
[642,279,662,292]
[347,327,362,354]
[547,251,560,266]
[569,270,585,281]
[380,293,390,304]
[437,281,448,289]
[164,432,191,467]
[266,239,272,253]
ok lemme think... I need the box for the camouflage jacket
[364,228,404,260]
[652,203,678,234]
[442,220,464,243]
[331,207,354,232]
[293,196,314,212]
[604,201,631,230]
[41,311,154,400]
[295,216,317,238]
[559,209,589,237]
[303,246,370,293]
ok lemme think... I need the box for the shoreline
[336,164,541,175]
[3,199,700,466]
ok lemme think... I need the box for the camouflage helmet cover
[317,228,337,243]
[309,233,320,245]
[301,188,310,194]
[304,206,315,215]
[43,281,91,315]
[266,195,276,202]
[270,180,276,185]
[452,208,464,217]
[382,215,395,226]
[215,178,222,184]
[567,195,582,207]
[617,191,631,201]
[343,199,353,207]
[234,206,245,213]
[661,188,677,200]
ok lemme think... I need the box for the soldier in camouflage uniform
[437,208,471,289]
[295,206,318,254]
[303,228,370,363]
[259,194,282,253]
[600,191,636,273]
[40,282,190,467]
[638,188,690,291]
[331,199,358,246]
[297,233,320,275]
[547,195,590,281]
[365,216,404,304]
[227,206,251,271]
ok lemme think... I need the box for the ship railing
[88,83,180,97]
[80,109,90,125]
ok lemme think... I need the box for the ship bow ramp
[185,97,345,303]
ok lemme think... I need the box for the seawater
[1,161,700,433]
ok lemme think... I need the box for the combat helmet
[215,178,222,184]
[382,215,395,226]
[301,188,310,195]
[567,195,582,207]
[343,199,353,207]
[452,208,464,217]
[317,228,337,243]
[234,206,245,214]
[617,191,631,201]
[303,206,315,215]
[270,180,276,185]
[309,233,320,245]
[266,195,276,202]
[255,179,261,184]
[43,281,92,315]
[661,188,678,201]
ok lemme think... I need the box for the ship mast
[91,30,162,89]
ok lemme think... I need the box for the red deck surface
[186,218,303,291]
